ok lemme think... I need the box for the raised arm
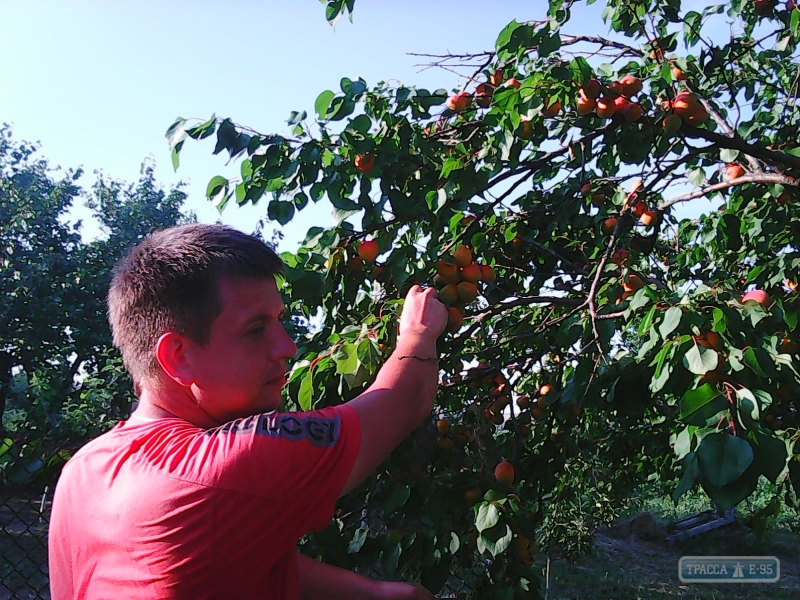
[340,285,447,496]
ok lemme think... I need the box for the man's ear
[155,332,195,387]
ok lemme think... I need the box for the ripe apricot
[495,461,515,486]
[639,210,659,227]
[457,281,479,303]
[542,99,562,118]
[357,240,380,262]
[612,248,631,267]
[446,91,471,113]
[475,82,493,108]
[577,93,596,115]
[460,262,482,284]
[622,103,643,122]
[437,436,453,451]
[602,217,618,235]
[447,306,464,331]
[623,274,644,292]
[437,418,450,433]
[479,265,496,283]
[464,487,483,505]
[619,75,643,97]
[517,395,531,410]
[581,78,601,100]
[726,163,745,180]
[596,97,617,118]
[348,256,363,271]
[355,153,376,174]
[742,289,769,306]
[454,245,472,267]
[437,259,461,284]
[439,284,459,303]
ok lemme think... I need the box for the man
[49,223,447,599]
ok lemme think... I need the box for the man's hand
[397,285,448,350]
[377,581,436,599]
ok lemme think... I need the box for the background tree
[0,126,192,483]
[169,0,800,595]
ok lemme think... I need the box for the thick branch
[659,173,800,210]
[682,124,800,172]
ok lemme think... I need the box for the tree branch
[682,124,800,172]
[658,173,800,210]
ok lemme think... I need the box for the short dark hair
[108,224,284,386]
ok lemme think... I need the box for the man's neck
[133,384,221,429]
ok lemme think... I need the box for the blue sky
[2,1,718,251]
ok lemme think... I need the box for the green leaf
[495,20,523,53]
[165,118,186,149]
[334,343,360,375]
[712,308,727,333]
[268,200,295,225]
[679,384,727,426]
[752,431,788,484]
[383,484,411,514]
[791,7,800,37]
[673,453,700,503]
[441,157,462,178]
[348,527,368,553]
[735,387,759,431]
[475,502,500,532]
[206,175,228,200]
[425,188,447,213]
[673,426,694,461]
[315,90,335,120]
[687,168,707,187]
[477,523,513,557]
[569,56,593,83]
[683,344,718,375]
[171,141,184,172]
[696,432,753,489]
[659,306,682,338]
[720,148,740,163]
[298,369,313,411]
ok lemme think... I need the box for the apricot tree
[168,0,800,596]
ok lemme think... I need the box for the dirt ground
[545,521,800,600]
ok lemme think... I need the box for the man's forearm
[368,335,439,419]
[297,553,382,600]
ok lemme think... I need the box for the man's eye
[248,327,264,335]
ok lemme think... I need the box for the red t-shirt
[48,405,361,600]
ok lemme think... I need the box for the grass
[540,479,800,600]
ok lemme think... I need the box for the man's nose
[274,325,298,361]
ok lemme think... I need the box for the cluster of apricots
[755,0,798,17]
[576,75,644,122]
[446,69,563,128]
[434,244,496,333]
[661,90,709,135]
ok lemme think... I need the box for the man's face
[185,276,298,423]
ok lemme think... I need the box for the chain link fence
[0,432,68,600]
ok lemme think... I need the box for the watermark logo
[679,556,780,583]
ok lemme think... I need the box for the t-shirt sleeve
[205,404,361,533]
